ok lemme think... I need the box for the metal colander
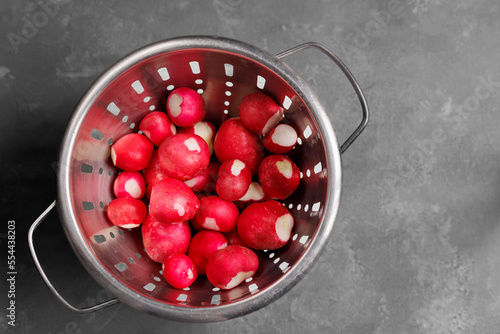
[29,35,368,322]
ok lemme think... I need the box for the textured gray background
[1,0,500,333]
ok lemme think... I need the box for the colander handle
[275,42,369,154]
[28,200,120,314]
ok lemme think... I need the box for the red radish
[166,87,206,127]
[110,133,154,172]
[183,161,220,193]
[189,214,206,232]
[206,245,259,290]
[143,149,171,186]
[238,92,284,135]
[139,111,177,146]
[141,215,191,263]
[106,198,147,229]
[262,123,298,154]
[179,121,216,156]
[193,196,239,232]
[143,149,172,200]
[113,171,146,199]
[237,200,294,250]
[162,253,198,289]
[145,184,153,200]
[213,118,264,175]
[216,158,252,201]
[194,191,207,201]
[187,230,228,275]
[158,133,210,181]
[224,228,248,247]
[238,182,265,203]
[149,178,200,224]
[258,154,300,200]
[234,181,266,210]
[190,191,207,232]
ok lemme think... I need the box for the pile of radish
[106,87,300,290]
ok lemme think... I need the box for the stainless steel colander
[28,35,368,322]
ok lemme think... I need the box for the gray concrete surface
[1,0,500,333]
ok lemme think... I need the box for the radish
[190,191,208,232]
[238,92,284,135]
[183,160,220,193]
[262,123,298,154]
[141,215,191,263]
[193,196,239,232]
[234,181,266,210]
[113,171,146,199]
[110,133,154,172]
[187,230,228,275]
[216,158,252,201]
[139,111,177,147]
[149,178,200,224]
[145,184,153,200]
[258,154,300,200]
[106,198,147,229]
[143,149,171,186]
[179,121,216,156]
[107,84,307,291]
[224,228,248,247]
[166,87,206,127]
[237,200,294,250]
[189,214,205,232]
[206,245,259,290]
[158,132,210,181]
[162,253,198,289]
[213,117,264,175]
[238,182,265,203]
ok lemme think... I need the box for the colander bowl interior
[57,36,342,322]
